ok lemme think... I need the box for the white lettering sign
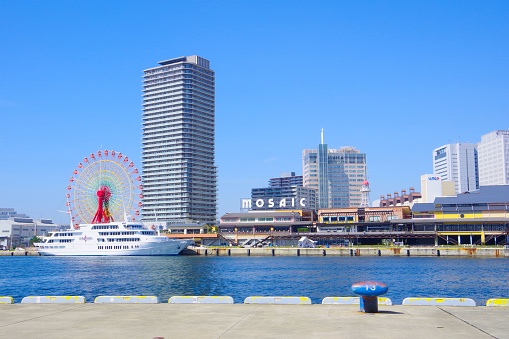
[268,199,274,208]
[241,198,307,209]
[241,199,252,209]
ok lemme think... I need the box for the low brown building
[318,206,412,224]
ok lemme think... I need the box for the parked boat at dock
[34,221,193,256]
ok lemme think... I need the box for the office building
[268,172,303,188]
[141,56,217,225]
[0,215,58,249]
[303,131,367,208]
[432,143,479,194]
[420,175,455,203]
[478,130,509,186]
[247,172,317,211]
[0,208,28,220]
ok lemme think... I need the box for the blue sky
[0,0,507,224]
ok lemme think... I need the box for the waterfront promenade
[1,303,508,338]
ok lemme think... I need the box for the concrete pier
[189,246,509,257]
[0,304,508,338]
[0,249,40,256]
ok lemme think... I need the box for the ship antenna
[154,209,160,235]
[123,204,128,222]
[58,194,73,229]
[120,194,128,222]
[58,209,72,229]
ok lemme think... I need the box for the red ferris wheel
[66,150,142,227]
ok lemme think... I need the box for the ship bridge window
[92,225,120,230]
[110,238,140,242]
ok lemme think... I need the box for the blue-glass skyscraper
[303,130,367,208]
[317,129,329,209]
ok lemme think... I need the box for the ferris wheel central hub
[92,186,113,223]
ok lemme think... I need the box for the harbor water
[1,256,508,305]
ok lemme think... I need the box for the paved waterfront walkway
[1,304,508,338]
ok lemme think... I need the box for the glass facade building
[141,55,217,225]
[317,143,329,209]
[303,132,367,208]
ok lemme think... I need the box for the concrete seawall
[188,246,509,257]
[0,250,39,256]
[1,247,507,257]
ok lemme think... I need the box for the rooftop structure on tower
[359,180,371,207]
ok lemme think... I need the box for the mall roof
[434,185,509,205]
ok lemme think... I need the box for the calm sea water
[1,256,508,304]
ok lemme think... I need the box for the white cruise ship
[34,221,194,256]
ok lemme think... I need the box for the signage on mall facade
[241,198,307,210]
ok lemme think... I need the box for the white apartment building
[433,143,478,194]
[478,130,509,186]
[141,56,217,225]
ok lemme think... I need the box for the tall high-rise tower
[141,55,217,225]
[432,143,478,194]
[317,129,330,209]
[478,130,509,186]
[302,130,367,208]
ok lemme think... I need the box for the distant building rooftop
[434,185,509,205]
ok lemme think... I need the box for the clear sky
[0,0,507,224]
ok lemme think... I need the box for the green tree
[29,236,42,246]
